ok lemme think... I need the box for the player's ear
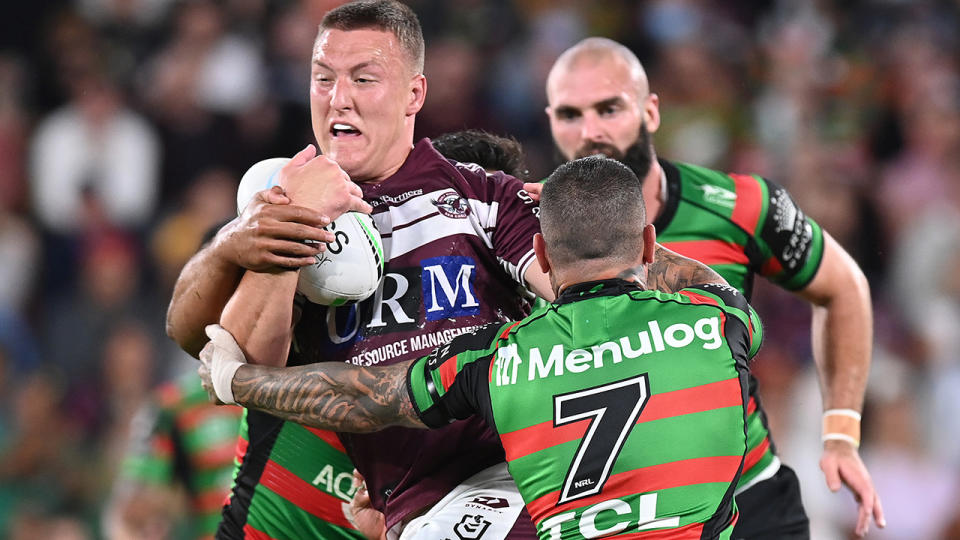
[534,233,551,274]
[642,93,660,134]
[406,74,427,116]
[641,224,656,264]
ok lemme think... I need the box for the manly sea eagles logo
[432,191,471,219]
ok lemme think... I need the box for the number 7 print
[553,375,650,504]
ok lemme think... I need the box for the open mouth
[330,122,362,138]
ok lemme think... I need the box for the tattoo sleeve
[231,361,426,432]
[646,244,728,293]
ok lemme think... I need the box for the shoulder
[424,321,515,366]
[676,282,750,315]
[674,162,739,205]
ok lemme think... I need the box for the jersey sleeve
[479,171,541,288]
[406,321,512,428]
[680,283,763,360]
[747,176,824,290]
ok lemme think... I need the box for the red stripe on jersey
[304,426,347,453]
[502,378,743,462]
[744,436,771,471]
[661,240,750,266]
[677,290,720,307]
[151,435,173,457]
[177,404,241,432]
[729,173,763,233]
[243,524,278,540]
[235,436,248,463]
[439,355,459,392]
[194,442,239,469]
[258,459,355,529]
[597,521,706,539]
[488,321,523,384]
[193,489,230,512]
[526,455,743,523]
[500,321,521,340]
[679,293,736,342]
[157,383,182,406]
[747,396,757,416]
[636,377,741,424]
[760,256,783,277]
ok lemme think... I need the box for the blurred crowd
[1,0,959,538]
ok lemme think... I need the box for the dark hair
[540,156,647,266]
[320,0,425,73]
[431,130,529,179]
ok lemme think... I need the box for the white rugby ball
[237,157,384,306]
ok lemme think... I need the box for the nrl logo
[699,185,737,208]
[432,191,471,219]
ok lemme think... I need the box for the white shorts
[390,462,527,540]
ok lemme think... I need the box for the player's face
[547,58,659,176]
[311,29,425,182]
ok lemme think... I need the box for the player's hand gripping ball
[238,158,384,306]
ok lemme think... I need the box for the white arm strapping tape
[201,324,247,405]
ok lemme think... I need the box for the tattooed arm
[230,362,426,432]
[644,244,727,293]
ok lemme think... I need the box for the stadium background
[0,0,958,538]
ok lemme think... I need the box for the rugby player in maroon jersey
[166,3,720,538]
[520,37,885,538]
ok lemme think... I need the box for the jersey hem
[734,456,781,495]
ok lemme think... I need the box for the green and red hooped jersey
[217,410,363,539]
[653,160,823,490]
[120,374,243,539]
[408,279,762,539]
[654,160,824,297]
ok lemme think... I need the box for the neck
[553,260,648,296]
[642,157,664,221]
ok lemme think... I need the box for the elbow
[165,305,205,359]
[833,264,871,308]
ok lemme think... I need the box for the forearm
[647,244,727,293]
[166,241,243,358]
[221,270,299,367]
[810,280,872,411]
[231,362,423,432]
[801,233,873,412]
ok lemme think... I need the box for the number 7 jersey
[407,279,762,539]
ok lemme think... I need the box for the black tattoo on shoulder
[647,245,726,293]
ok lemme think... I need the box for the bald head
[547,37,649,103]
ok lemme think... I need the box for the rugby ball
[237,157,384,306]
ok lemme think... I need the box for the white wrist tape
[822,408,862,421]
[822,433,860,448]
[202,324,247,405]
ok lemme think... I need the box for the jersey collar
[554,278,645,305]
[651,158,681,232]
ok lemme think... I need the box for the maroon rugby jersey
[292,139,541,529]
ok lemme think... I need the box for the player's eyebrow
[592,96,625,110]
[312,60,383,73]
[553,105,582,116]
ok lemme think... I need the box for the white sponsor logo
[311,464,357,501]
[495,317,722,386]
[370,188,423,207]
[699,185,737,208]
[770,190,798,233]
[770,189,812,269]
[539,494,679,539]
